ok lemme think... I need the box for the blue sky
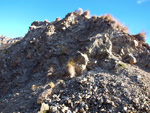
[0,0,150,44]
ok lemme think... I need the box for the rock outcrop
[0,9,150,112]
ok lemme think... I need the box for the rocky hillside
[0,9,150,113]
[0,35,23,50]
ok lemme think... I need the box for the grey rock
[38,103,49,113]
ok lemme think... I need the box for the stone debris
[0,9,150,112]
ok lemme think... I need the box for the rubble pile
[0,9,150,112]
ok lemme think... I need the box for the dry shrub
[122,26,129,33]
[116,22,122,28]
[100,15,105,19]
[134,32,146,42]
[91,15,97,19]
[110,20,116,24]
[74,11,79,16]
[104,14,114,22]
[100,14,129,33]
[44,19,49,22]
[56,17,61,21]
[116,22,129,33]
[83,10,90,18]
[65,59,76,78]
[100,14,114,22]
[67,59,75,67]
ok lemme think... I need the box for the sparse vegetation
[66,58,76,78]
[44,19,49,22]
[100,14,129,33]
[91,15,97,19]
[4,49,8,54]
[83,10,90,18]
[67,58,75,67]
[56,17,61,21]
[1,9,150,113]
[122,26,129,33]
[43,110,48,113]
[100,14,114,22]
[133,32,146,42]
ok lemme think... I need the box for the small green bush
[4,49,8,54]
[119,63,127,69]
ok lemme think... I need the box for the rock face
[0,9,150,112]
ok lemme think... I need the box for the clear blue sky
[0,0,150,44]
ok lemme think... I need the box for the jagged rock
[88,34,112,60]
[37,89,52,104]
[74,52,89,75]
[83,10,90,19]
[61,106,69,112]
[87,58,98,70]
[128,54,137,65]
[49,106,58,112]
[38,103,49,113]
[133,40,139,48]
[123,53,137,65]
